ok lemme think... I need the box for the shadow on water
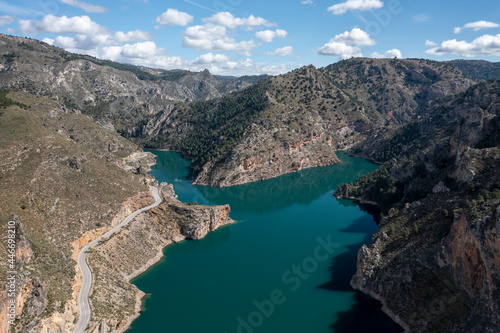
[319,204,403,333]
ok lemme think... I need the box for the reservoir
[128,150,401,332]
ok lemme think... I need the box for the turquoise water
[128,151,401,333]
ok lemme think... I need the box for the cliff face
[0,91,151,333]
[192,125,342,187]
[85,182,233,332]
[337,81,500,332]
[0,91,234,333]
[140,60,474,187]
[0,34,255,134]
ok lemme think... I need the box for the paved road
[73,186,162,333]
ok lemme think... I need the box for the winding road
[74,186,162,333]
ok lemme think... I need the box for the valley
[1,32,500,332]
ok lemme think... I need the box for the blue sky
[1,0,500,75]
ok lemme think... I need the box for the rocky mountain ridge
[336,80,500,332]
[139,59,476,186]
[0,91,233,333]
[3,34,495,189]
[0,34,260,135]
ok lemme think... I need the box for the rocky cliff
[0,91,233,332]
[84,182,233,332]
[138,59,476,187]
[0,34,257,134]
[336,80,500,332]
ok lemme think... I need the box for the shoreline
[117,235,186,333]
[121,149,398,333]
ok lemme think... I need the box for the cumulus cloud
[332,27,375,45]
[371,48,402,58]
[328,0,383,15]
[59,0,107,13]
[301,0,314,4]
[203,12,274,30]
[155,8,193,26]
[42,29,152,51]
[426,34,500,57]
[114,30,152,43]
[425,40,437,46]
[453,20,499,34]
[267,46,293,56]
[318,28,375,59]
[318,42,362,58]
[0,15,14,26]
[19,15,107,35]
[182,24,258,51]
[121,41,164,58]
[255,29,287,43]
[193,53,230,64]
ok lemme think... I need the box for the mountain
[3,34,495,189]
[335,80,500,332]
[0,90,233,332]
[2,33,500,332]
[138,58,475,186]
[449,60,500,81]
[0,34,261,134]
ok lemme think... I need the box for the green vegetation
[0,91,148,328]
[369,122,422,162]
[0,90,28,109]
[146,83,271,174]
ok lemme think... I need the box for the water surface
[128,151,401,333]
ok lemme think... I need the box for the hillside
[0,34,258,134]
[4,35,499,189]
[138,59,475,186]
[0,91,233,332]
[449,60,500,81]
[335,80,500,332]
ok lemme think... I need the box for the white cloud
[18,19,38,35]
[19,15,107,35]
[182,24,258,51]
[332,27,375,46]
[100,41,164,61]
[59,0,107,13]
[426,34,500,57]
[317,28,374,59]
[114,30,152,43]
[453,21,499,34]
[328,0,383,15]
[0,15,14,26]
[371,48,402,58]
[301,0,314,4]
[385,49,402,58]
[44,36,77,49]
[193,53,230,64]
[121,41,164,58]
[318,42,362,59]
[155,8,193,26]
[267,46,293,56]
[255,29,287,43]
[203,12,274,30]
[42,29,153,54]
[425,40,437,46]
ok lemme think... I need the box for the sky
[0,0,500,75]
